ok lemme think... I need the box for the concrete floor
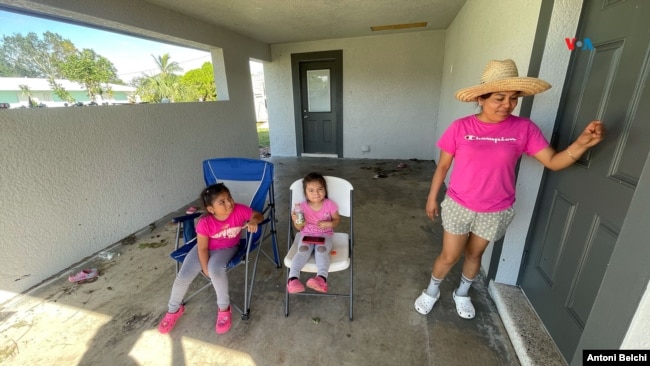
[0,157,520,366]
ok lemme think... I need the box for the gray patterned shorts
[440,196,515,242]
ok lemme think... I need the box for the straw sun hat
[455,59,551,102]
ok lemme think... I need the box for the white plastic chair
[284,176,354,320]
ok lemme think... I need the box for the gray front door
[520,0,650,361]
[291,51,343,157]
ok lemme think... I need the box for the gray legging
[167,243,238,312]
[289,233,333,279]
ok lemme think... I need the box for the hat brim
[455,77,551,102]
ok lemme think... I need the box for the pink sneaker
[68,268,98,283]
[158,305,185,334]
[287,278,305,294]
[306,276,328,293]
[216,306,232,334]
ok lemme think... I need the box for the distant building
[251,70,267,122]
[0,77,137,108]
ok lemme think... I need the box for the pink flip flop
[68,268,98,283]
[185,206,197,214]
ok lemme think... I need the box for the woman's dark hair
[478,92,493,100]
[200,183,231,209]
[302,172,328,198]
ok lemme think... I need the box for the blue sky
[0,9,214,82]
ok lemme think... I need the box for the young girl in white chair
[287,172,341,294]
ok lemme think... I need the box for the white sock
[425,276,442,297]
[455,274,474,297]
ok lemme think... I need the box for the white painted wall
[621,282,650,349]
[0,0,268,303]
[266,31,445,159]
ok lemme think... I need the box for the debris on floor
[138,241,167,249]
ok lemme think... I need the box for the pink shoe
[306,276,328,293]
[216,306,232,334]
[68,268,98,283]
[185,206,197,214]
[287,278,305,294]
[158,305,185,334]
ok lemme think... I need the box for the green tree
[18,84,40,108]
[59,48,118,99]
[153,53,182,77]
[48,78,75,104]
[0,31,76,78]
[0,57,12,76]
[178,62,216,102]
[152,53,182,102]
[134,53,184,103]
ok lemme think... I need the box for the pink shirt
[195,203,253,250]
[438,114,549,212]
[299,199,338,236]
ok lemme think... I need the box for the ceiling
[144,0,467,44]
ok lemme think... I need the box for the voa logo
[565,37,594,51]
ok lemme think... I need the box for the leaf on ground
[138,241,167,249]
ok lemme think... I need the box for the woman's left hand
[576,121,605,148]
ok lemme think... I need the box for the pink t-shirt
[438,114,549,212]
[195,203,253,250]
[299,199,338,236]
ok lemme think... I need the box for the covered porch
[1,157,526,365]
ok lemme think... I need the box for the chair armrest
[171,212,202,223]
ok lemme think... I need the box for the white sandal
[414,290,440,315]
[452,289,475,319]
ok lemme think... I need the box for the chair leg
[284,268,290,317]
[349,269,354,321]
[349,254,354,321]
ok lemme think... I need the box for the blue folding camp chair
[170,157,281,320]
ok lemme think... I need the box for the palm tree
[149,53,182,102]
[19,84,36,107]
[153,53,182,77]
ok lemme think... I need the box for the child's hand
[292,214,305,227]
[244,221,259,233]
[317,221,329,229]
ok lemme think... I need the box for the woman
[414,59,605,319]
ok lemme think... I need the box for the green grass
[257,127,269,148]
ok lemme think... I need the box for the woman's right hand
[425,196,440,221]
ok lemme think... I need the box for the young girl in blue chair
[158,183,262,334]
[287,172,341,294]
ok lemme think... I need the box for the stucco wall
[0,99,260,303]
[266,30,445,159]
[0,0,267,303]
